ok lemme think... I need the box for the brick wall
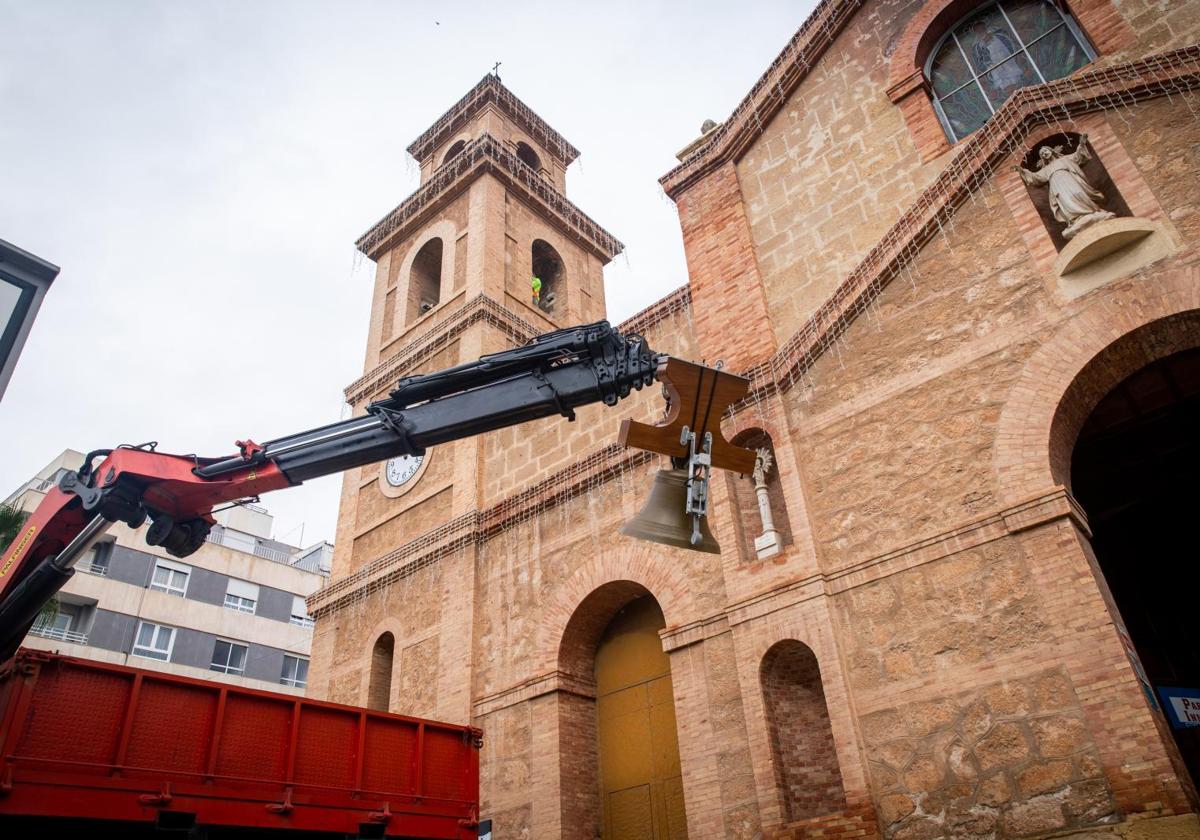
[761,640,848,822]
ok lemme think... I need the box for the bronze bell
[620,468,721,554]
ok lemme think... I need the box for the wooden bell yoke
[618,357,758,474]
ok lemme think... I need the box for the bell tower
[313,74,623,723]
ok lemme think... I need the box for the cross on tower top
[491,61,502,79]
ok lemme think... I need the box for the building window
[210,639,248,675]
[132,621,175,661]
[149,559,190,597]
[928,0,1094,142]
[223,578,259,614]
[30,603,89,644]
[80,542,110,576]
[281,655,309,688]
[290,595,314,628]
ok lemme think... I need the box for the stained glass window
[927,0,1095,142]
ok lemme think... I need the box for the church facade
[308,0,1200,837]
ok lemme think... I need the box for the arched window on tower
[368,632,394,712]
[515,141,541,173]
[442,139,466,166]
[927,0,1095,143]
[408,238,443,324]
[760,640,846,823]
[530,239,563,315]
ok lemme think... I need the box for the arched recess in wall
[726,428,791,563]
[368,632,394,712]
[760,640,846,823]
[557,581,689,839]
[442,139,466,165]
[408,238,444,325]
[531,239,564,315]
[515,141,541,172]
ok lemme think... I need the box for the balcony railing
[206,526,295,565]
[79,562,109,577]
[29,624,89,645]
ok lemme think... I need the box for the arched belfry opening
[408,238,443,324]
[760,641,846,823]
[368,632,394,712]
[1071,345,1200,785]
[442,139,466,165]
[558,583,688,839]
[515,141,541,172]
[531,239,563,315]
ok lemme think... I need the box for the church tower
[310,74,624,724]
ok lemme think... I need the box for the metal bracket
[368,405,425,457]
[680,426,714,547]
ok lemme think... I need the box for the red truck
[0,649,481,838]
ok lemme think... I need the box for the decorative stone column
[752,447,781,559]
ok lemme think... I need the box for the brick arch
[359,615,406,711]
[539,546,699,680]
[994,267,1200,505]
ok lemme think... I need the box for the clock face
[384,454,424,487]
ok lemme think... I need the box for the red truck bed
[0,649,480,838]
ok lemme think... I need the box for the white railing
[253,544,293,564]
[79,562,108,576]
[29,624,89,645]
[289,615,315,629]
[206,527,296,565]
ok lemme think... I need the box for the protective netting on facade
[406,73,580,166]
[357,133,622,259]
[312,46,1200,617]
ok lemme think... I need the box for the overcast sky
[0,0,815,547]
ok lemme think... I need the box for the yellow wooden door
[596,596,688,839]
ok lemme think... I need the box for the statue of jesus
[1015,134,1115,239]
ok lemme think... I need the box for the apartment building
[7,450,332,695]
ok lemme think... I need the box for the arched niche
[726,428,792,562]
[759,639,846,822]
[367,632,394,711]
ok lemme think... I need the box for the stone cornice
[659,0,864,199]
[407,74,580,166]
[356,133,622,260]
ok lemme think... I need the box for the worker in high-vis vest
[531,275,542,306]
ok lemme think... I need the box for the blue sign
[1157,686,1200,729]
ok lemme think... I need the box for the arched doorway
[588,593,688,840]
[1071,346,1200,785]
